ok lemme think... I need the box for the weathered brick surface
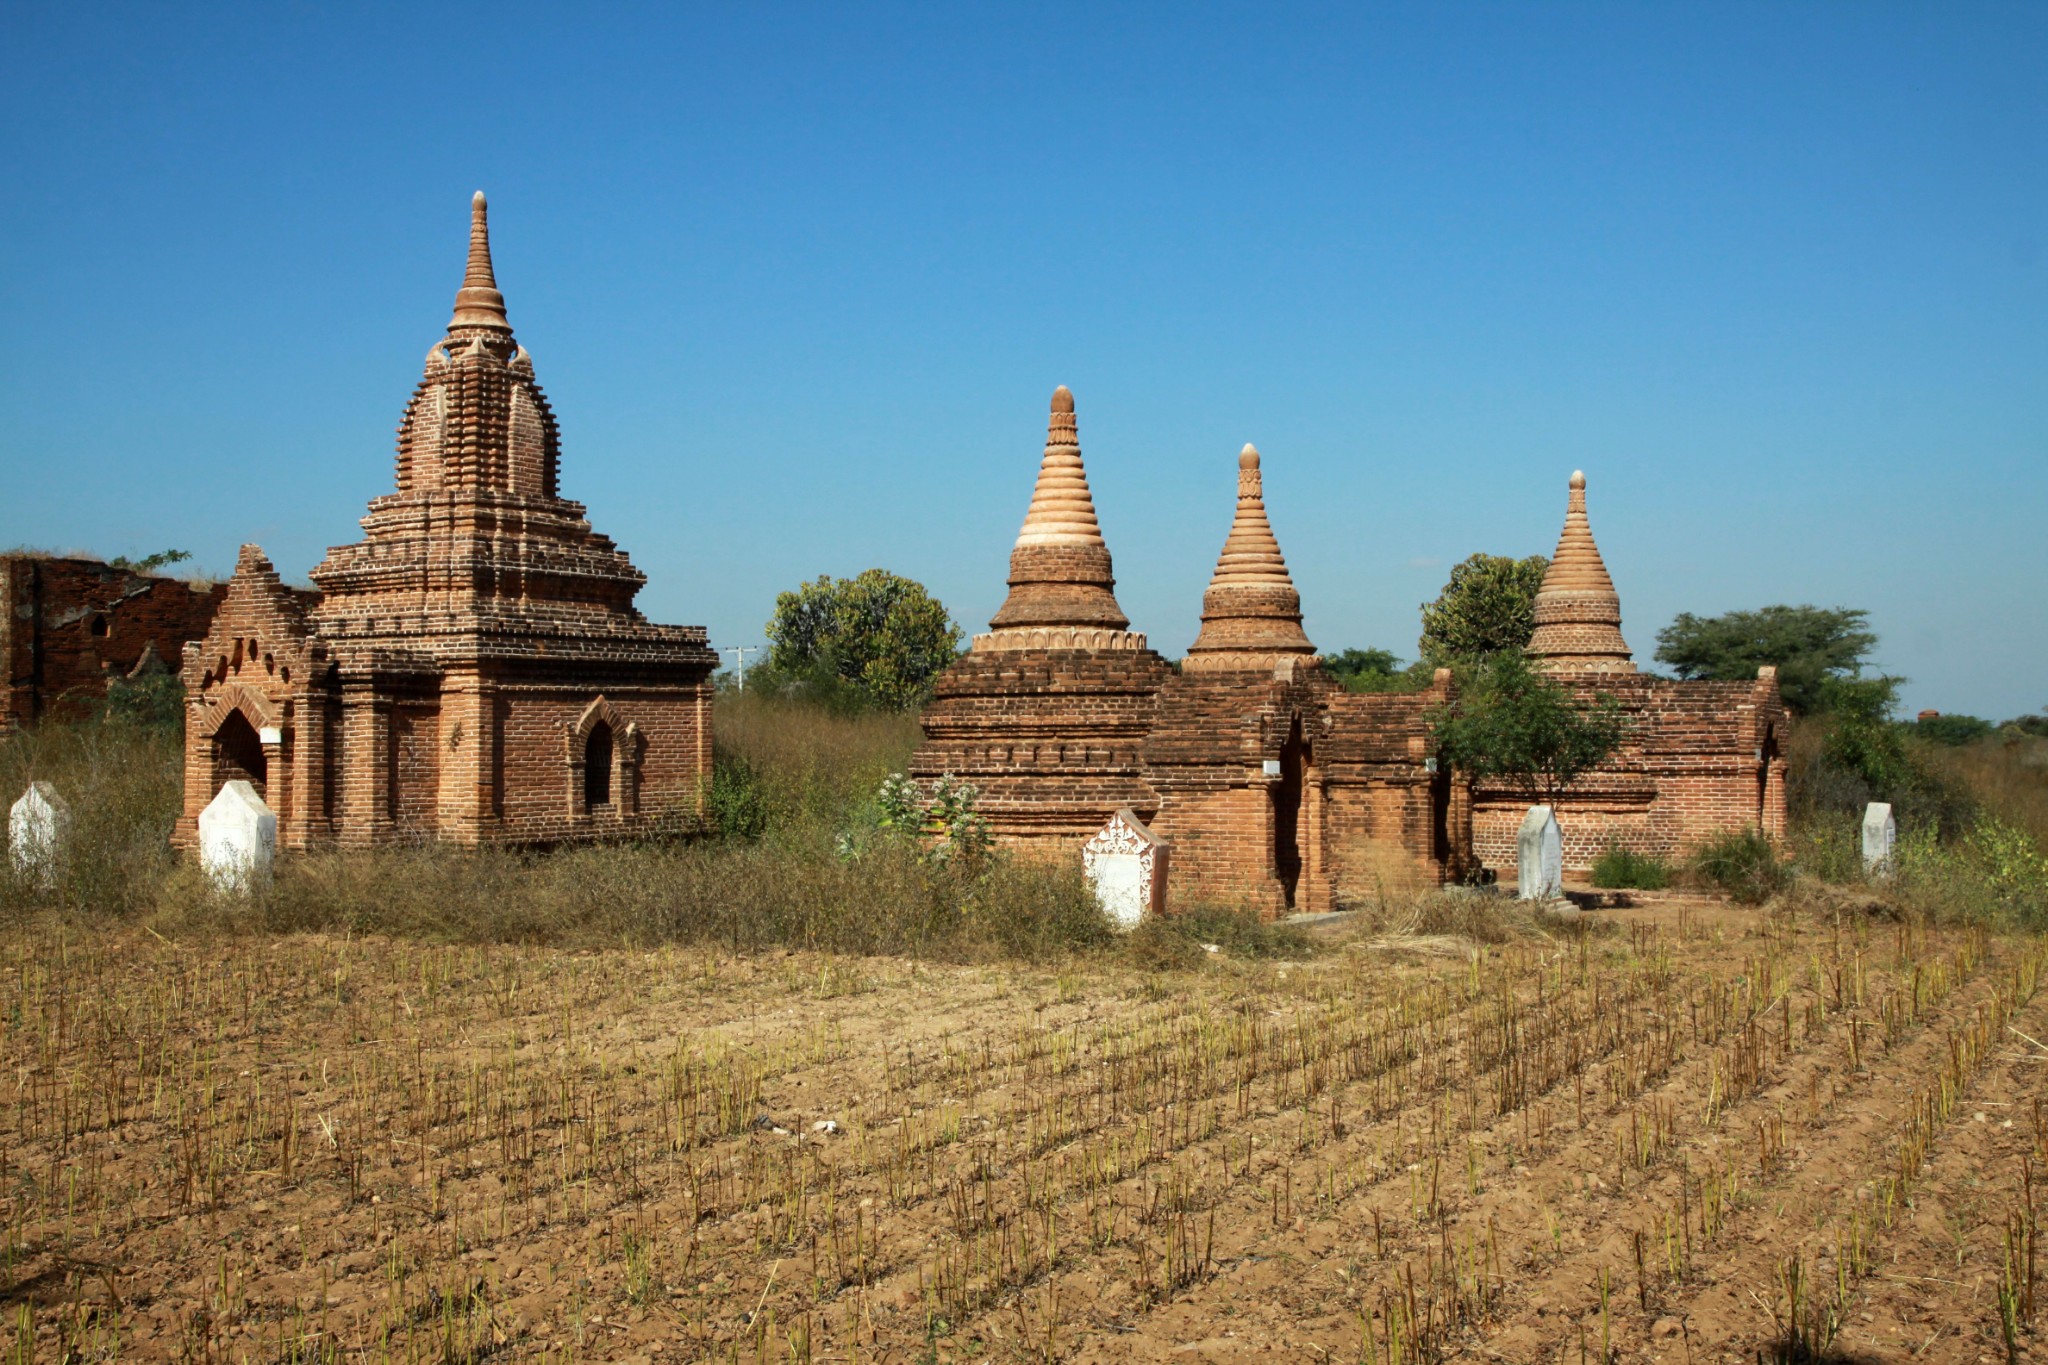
[175,194,714,850]
[920,440,1789,913]
[1,555,225,731]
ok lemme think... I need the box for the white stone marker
[1517,805,1563,901]
[1862,802,1896,880]
[1082,808,1170,931]
[9,782,71,889]
[199,780,276,894]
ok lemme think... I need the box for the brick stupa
[1526,470,1634,674]
[177,193,716,850]
[1183,444,1317,672]
[915,388,1172,848]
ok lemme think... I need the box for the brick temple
[174,194,716,850]
[914,390,1787,914]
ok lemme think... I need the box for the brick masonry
[917,423,1789,917]
[173,194,715,851]
[1,555,226,731]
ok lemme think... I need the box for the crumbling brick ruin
[1,554,225,731]
[915,396,1787,915]
[174,194,716,850]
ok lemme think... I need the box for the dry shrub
[1924,734,2048,845]
[713,688,920,835]
[154,834,1117,962]
[0,716,180,920]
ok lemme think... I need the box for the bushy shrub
[1690,828,1790,904]
[706,753,770,840]
[1590,842,1670,890]
[1120,904,1315,969]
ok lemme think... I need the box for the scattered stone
[198,780,276,893]
[8,782,70,889]
[1652,1317,1683,1339]
[811,1120,840,1135]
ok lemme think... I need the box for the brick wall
[1,555,225,731]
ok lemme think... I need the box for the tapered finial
[1527,469,1633,672]
[451,191,510,330]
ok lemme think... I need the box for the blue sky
[3,4,2042,719]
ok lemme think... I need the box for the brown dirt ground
[3,897,2044,1363]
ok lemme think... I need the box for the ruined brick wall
[1,555,226,731]
[486,676,713,844]
[1318,683,1459,900]
[1469,671,1789,877]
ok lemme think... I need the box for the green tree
[1417,554,1549,666]
[765,569,962,710]
[1427,651,1626,815]
[1910,713,1994,747]
[107,548,191,574]
[1819,675,1912,793]
[1322,647,1431,694]
[1653,605,1877,716]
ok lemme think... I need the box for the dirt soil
[3,898,2045,1363]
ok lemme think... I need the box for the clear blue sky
[3,4,2042,719]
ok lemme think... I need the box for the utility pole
[723,645,759,691]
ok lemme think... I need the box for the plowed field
[3,901,2043,1362]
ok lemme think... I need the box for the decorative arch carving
[564,696,642,818]
[197,682,278,738]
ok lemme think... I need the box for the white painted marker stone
[9,782,71,889]
[199,780,276,894]
[1082,808,1170,931]
[1517,805,1563,901]
[1862,802,1896,880]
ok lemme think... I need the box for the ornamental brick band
[174,193,715,851]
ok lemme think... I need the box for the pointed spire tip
[1051,385,1074,414]
[1570,469,1586,490]
[1239,443,1260,470]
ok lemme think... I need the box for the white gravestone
[9,782,72,889]
[1517,805,1563,901]
[1862,802,1896,880]
[1082,809,1170,931]
[200,781,277,894]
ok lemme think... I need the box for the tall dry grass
[1924,733,2048,845]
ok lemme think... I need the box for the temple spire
[1526,470,1634,673]
[976,386,1143,652]
[450,191,510,331]
[1184,444,1316,672]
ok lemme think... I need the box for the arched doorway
[1272,715,1307,909]
[214,709,267,796]
[584,720,614,810]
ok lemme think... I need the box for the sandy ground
[2,896,2043,1362]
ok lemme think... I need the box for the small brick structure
[916,404,1786,916]
[0,554,226,732]
[173,194,716,851]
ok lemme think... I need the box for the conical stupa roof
[449,191,511,332]
[1526,471,1634,673]
[1184,445,1316,672]
[976,388,1144,651]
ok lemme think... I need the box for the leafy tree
[107,548,190,575]
[2003,714,2048,740]
[1911,713,1995,747]
[1819,675,1912,793]
[1323,647,1432,694]
[765,569,962,711]
[1653,605,1877,716]
[1426,651,1626,816]
[1417,554,1549,666]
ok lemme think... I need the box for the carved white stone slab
[1517,805,1563,901]
[200,780,276,894]
[1082,808,1170,930]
